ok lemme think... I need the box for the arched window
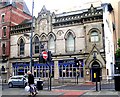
[20,38,25,55]
[2,43,5,54]
[90,31,99,42]
[66,33,75,52]
[34,37,39,54]
[1,14,5,22]
[48,35,55,53]
[40,34,47,50]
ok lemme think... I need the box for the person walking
[27,71,37,95]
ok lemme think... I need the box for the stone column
[32,66,34,75]
[54,60,59,79]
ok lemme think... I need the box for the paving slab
[83,90,120,96]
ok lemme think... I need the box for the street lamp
[30,0,34,73]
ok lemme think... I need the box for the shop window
[59,63,84,78]
[34,64,54,78]
[12,63,29,76]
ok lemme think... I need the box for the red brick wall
[16,2,23,11]
[11,6,32,25]
[0,4,32,58]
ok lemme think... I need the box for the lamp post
[30,0,34,73]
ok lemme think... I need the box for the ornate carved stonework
[39,19,47,32]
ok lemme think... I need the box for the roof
[20,19,32,24]
[55,5,102,17]
[0,0,31,15]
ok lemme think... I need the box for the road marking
[55,90,86,97]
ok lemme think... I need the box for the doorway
[91,61,101,82]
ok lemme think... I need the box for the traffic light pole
[74,57,79,84]
[30,0,34,73]
[40,51,52,91]
[47,51,52,91]
[77,73,79,84]
[49,65,52,91]
[46,61,52,91]
[96,72,98,91]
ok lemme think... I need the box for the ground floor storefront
[9,56,106,82]
[11,59,84,79]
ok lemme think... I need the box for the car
[8,75,28,88]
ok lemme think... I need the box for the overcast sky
[24,0,106,17]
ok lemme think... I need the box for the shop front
[34,62,54,78]
[12,62,54,78]
[12,62,29,75]
[58,59,84,79]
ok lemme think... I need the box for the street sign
[42,51,48,60]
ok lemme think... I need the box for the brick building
[0,0,32,80]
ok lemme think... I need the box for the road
[1,83,94,95]
[1,81,118,97]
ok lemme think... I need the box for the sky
[24,0,84,17]
[24,0,107,17]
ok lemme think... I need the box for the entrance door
[91,61,101,82]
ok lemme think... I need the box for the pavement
[2,89,118,97]
[83,90,120,96]
[1,82,120,97]
[33,89,120,97]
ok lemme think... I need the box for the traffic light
[74,57,79,67]
[1,66,5,71]
[32,59,34,66]
[47,51,52,62]
[74,57,77,66]
[39,53,46,63]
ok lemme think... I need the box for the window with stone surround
[90,30,99,42]
[66,32,75,52]
[2,43,5,54]
[1,14,5,23]
[34,36,39,54]
[48,34,55,53]
[20,38,25,55]
[3,26,6,37]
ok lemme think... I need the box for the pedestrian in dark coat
[27,71,34,85]
[27,71,37,95]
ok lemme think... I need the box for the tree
[118,38,120,47]
[116,38,120,58]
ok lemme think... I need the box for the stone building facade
[10,20,33,76]
[0,1,32,81]
[10,3,115,82]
